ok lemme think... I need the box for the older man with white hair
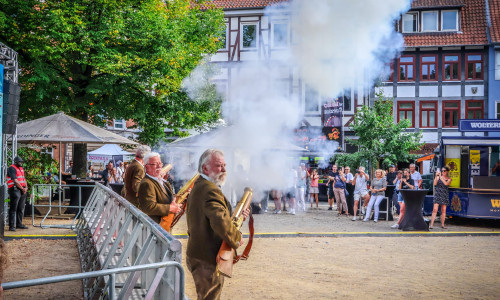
[123,145,151,207]
[137,152,180,223]
[185,149,249,300]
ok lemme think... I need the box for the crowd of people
[262,162,451,229]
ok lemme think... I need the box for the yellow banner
[445,158,460,188]
[470,150,480,176]
[470,150,480,165]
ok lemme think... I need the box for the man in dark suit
[137,152,180,223]
[123,145,151,207]
[186,149,249,300]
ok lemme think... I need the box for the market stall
[439,135,500,219]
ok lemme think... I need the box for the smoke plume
[167,0,410,203]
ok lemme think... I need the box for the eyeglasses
[441,169,448,172]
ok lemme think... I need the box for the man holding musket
[7,156,29,231]
[137,152,180,223]
[186,149,249,300]
[123,145,150,207]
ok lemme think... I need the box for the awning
[416,153,435,163]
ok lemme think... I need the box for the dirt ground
[2,204,500,299]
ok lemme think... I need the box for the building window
[305,85,320,112]
[397,101,415,127]
[219,23,228,50]
[241,23,258,49]
[420,55,437,81]
[272,22,289,48]
[113,119,125,129]
[420,101,437,128]
[466,100,483,119]
[443,54,460,81]
[496,51,500,80]
[382,62,393,82]
[465,54,483,80]
[402,13,418,33]
[443,101,460,127]
[41,147,54,159]
[496,101,500,119]
[422,11,438,31]
[343,89,351,112]
[398,55,415,81]
[441,10,458,31]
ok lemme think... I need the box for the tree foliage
[334,152,365,173]
[0,0,225,145]
[16,147,60,189]
[344,93,423,172]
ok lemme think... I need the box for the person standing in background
[123,145,151,207]
[332,167,348,216]
[363,169,387,223]
[430,166,452,229]
[327,165,339,211]
[309,169,320,209]
[344,166,354,215]
[296,164,307,212]
[409,163,422,189]
[391,168,415,229]
[116,161,125,182]
[7,156,29,231]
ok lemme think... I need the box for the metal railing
[2,261,185,300]
[30,183,93,229]
[76,183,186,299]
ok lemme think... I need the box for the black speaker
[2,80,21,134]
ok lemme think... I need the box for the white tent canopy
[88,144,134,164]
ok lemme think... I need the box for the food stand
[439,129,500,219]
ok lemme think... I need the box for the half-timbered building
[209,0,369,154]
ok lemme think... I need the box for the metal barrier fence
[2,261,185,300]
[76,183,186,299]
[31,183,90,229]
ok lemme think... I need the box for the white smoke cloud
[291,0,409,98]
[168,0,410,203]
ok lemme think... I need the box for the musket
[160,172,200,232]
[216,187,254,278]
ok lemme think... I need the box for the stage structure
[0,41,19,183]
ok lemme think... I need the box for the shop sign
[459,119,500,132]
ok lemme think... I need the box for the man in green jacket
[137,152,180,223]
[186,149,249,300]
[123,145,150,207]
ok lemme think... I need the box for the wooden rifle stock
[216,187,254,278]
[160,172,200,232]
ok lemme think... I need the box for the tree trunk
[73,143,88,178]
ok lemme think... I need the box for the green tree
[344,93,423,174]
[334,151,365,173]
[0,0,225,176]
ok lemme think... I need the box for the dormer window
[400,9,459,33]
[442,10,458,31]
[422,11,438,31]
[402,13,418,33]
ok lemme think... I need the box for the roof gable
[210,0,288,9]
[403,0,488,47]
[488,0,500,43]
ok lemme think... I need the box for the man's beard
[209,171,227,187]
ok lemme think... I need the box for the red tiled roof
[411,0,466,9]
[404,0,488,47]
[488,0,500,43]
[210,0,288,9]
